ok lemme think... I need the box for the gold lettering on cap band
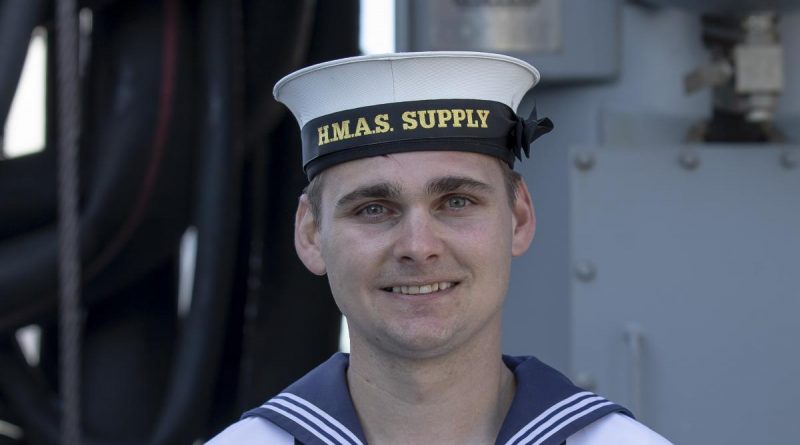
[318,108,490,147]
[300,99,554,180]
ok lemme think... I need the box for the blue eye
[361,203,385,216]
[447,196,469,209]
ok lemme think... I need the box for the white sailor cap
[273,51,553,179]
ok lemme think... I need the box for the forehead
[319,151,505,199]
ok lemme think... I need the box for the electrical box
[396,0,621,83]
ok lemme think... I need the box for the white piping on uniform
[269,398,354,445]
[515,395,606,445]
[263,405,337,445]
[503,391,595,445]
[527,401,614,445]
[277,392,365,445]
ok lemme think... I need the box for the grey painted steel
[395,0,621,83]
[500,4,800,443]
[636,0,800,14]
[396,2,800,442]
[402,0,563,53]
[502,4,713,373]
[503,141,572,369]
[569,145,800,444]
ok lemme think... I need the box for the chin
[381,325,464,359]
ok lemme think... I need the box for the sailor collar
[243,353,631,445]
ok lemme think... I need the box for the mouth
[381,281,458,296]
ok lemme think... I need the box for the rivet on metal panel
[575,372,596,391]
[780,150,798,170]
[574,153,596,171]
[678,150,700,171]
[574,260,597,282]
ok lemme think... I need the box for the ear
[510,179,536,257]
[295,194,327,275]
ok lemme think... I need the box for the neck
[347,325,515,445]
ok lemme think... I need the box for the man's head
[293,150,536,358]
[274,52,551,358]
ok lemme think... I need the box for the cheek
[458,212,513,246]
[459,214,514,279]
[319,227,390,281]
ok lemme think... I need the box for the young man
[209,52,671,444]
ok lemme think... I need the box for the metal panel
[396,0,620,83]
[636,0,800,14]
[405,0,563,53]
[569,145,800,444]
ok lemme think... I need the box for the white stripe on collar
[504,391,616,445]
[262,404,337,445]
[265,392,365,445]
[269,399,354,445]
[523,401,614,445]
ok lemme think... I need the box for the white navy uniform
[208,353,671,445]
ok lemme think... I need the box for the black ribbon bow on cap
[513,105,554,161]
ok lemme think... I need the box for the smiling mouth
[382,282,457,295]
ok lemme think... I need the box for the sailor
[208,51,672,445]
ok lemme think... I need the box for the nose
[393,208,444,265]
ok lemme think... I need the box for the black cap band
[301,99,553,179]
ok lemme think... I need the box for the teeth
[390,282,454,295]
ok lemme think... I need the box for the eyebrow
[335,176,493,209]
[426,176,494,196]
[336,182,403,208]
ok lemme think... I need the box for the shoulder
[205,417,295,445]
[566,413,673,445]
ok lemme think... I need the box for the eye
[359,203,387,217]
[446,196,470,209]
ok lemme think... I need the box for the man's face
[295,151,535,359]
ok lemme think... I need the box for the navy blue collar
[243,353,631,445]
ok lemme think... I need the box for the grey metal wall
[398,1,800,443]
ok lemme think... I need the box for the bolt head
[574,260,597,282]
[678,151,700,171]
[575,373,596,391]
[574,153,596,171]
[780,150,799,170]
